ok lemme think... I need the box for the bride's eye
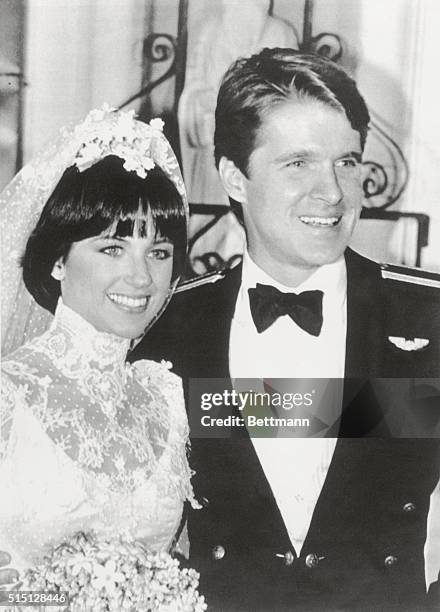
[148,248,172,260]
[101,245,123,257]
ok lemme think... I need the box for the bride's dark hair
[22,155,187,313]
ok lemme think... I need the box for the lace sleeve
[0,370,21,460]
[132,359,189,437]
[132,359,200,509]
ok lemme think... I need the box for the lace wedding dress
[0,300,197,574]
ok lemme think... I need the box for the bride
[0,106,198,577]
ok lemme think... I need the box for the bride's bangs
[107,193,186,246]
[106,211,152,240]
[99,161,187,258]
[58,156,185,247]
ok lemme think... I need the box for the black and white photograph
[1,1,439,610]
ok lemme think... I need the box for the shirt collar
[241,249,347,299]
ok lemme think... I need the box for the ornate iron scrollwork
[309,32,343,62]
[144,32,176,63]
[118,33,177,110]
[361,115,409,209]
[362,161,388,199]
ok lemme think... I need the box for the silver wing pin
[388,336,430,351]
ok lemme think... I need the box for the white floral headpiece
[73,104,161,177]
[71,104,186,201]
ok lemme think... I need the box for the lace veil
[1,105,188,356]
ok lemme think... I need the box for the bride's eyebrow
[93,233,125,242]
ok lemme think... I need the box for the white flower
[144,156,155,170]
[149,117,164,131]
[123,157,144,176]
[91,560,125,593]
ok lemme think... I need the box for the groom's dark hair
[22,156,187,313]
[214,47,370,176]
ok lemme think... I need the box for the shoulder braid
[380,263,440,289]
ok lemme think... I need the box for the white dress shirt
[229,251,346,555]
[229,251,439,587]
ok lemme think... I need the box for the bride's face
[52,220,174,339]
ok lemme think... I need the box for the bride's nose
[125,255,153,288]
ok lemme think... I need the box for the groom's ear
[218,157,248,204]
[51,258,66,282]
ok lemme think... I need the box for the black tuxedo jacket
[131,249,440,611]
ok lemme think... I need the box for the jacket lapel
[207,265,291,535]
[196,263,242,379]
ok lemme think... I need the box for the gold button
[305,553,320,568]
[384,555,398,567]
[212,545,226,560]
[403,502,416,513]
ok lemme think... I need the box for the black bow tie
[248,284,323,335]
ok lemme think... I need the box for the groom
[135,48,440,610]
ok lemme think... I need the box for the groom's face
[223,98,363,286]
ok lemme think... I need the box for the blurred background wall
[0,0,25,188]
[1,0,439,271]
